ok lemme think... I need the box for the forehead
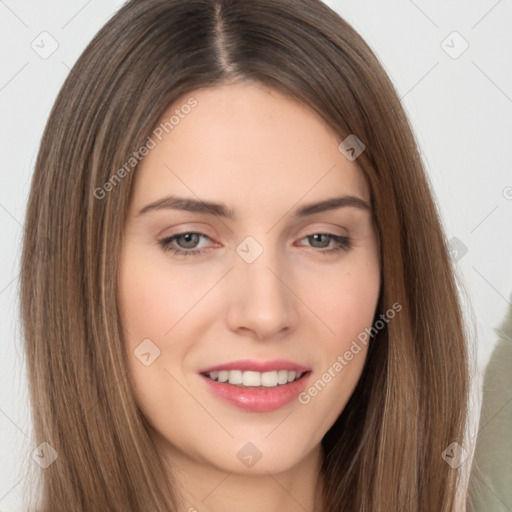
[129,82,369,216]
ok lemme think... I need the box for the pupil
[181,233,198,248]
[312,234,329,248]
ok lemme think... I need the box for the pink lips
[199,359,310,374]
[199,359,312,413]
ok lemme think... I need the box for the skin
[118,81,381,512]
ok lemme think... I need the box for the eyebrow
[137,194,370,219]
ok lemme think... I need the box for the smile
[199,360,312,412]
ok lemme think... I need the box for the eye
[158,232,213,256]
[159,231,351,257]
[298,233,352,255]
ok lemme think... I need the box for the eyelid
[157,223,217,238]
[295,222,348,240]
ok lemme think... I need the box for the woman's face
[118,82,380,478]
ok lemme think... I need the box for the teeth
[228,370,243,385]
[277,370,288,385]
[243,371,261,386]
[206,369,304,387]
[261,371,277,387]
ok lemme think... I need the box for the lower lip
[200,373,311,412]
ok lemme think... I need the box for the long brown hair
[20,0,469,510]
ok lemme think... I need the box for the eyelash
[158,232,351,257]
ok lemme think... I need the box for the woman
[20,0,470,510]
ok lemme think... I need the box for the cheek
[118,251,197,440]
[118,247,199,343]
[118,246,210,409]
[303,252,381,345]
[295,255,380,423]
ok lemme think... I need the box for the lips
[198,359,312,412]
[199,359,310,374]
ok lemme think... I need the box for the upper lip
[199,359,311,374]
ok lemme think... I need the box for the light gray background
[1,1,511,510]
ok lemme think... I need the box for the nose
[224,244,298,341]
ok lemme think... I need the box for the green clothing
[468,299,512,512]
